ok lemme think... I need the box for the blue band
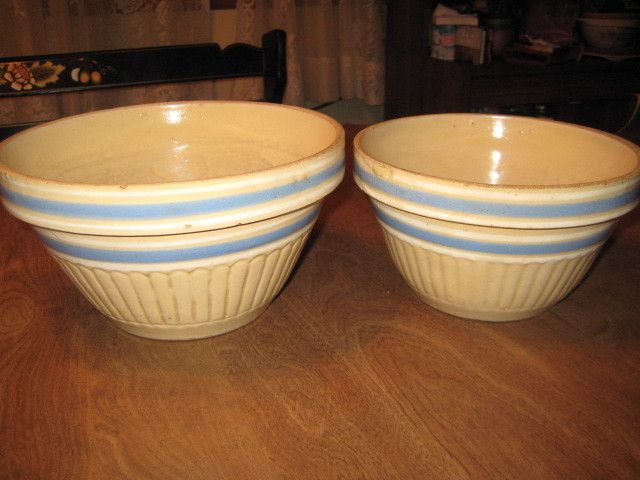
[356,162,638,218]
[39,209,318,263]
[2,161,343,220]
[374,206,611,255]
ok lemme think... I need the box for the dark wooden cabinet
[384,0,431,119]
[384,0,640,122]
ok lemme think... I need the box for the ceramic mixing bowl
[354,114,640,321]
[578,14,640,54]
[0,101,344,339]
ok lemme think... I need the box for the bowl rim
[353,113,640,191]
[0,100,345,192]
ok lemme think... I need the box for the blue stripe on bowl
[356,163,639,219]
[374,207,611,255]
[1,161,343,220]
[39,209,318,263]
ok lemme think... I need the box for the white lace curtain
[230,0,386,106]
[0,0,385,127]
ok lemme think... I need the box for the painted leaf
[29,61,65,87]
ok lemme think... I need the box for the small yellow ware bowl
[354,114,640,321]
[0,101,345,339]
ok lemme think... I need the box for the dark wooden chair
[0,29,286,140]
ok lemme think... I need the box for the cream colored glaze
[360,115,639,186]
[0,102,337,184]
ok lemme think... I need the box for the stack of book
[431,4,487,65]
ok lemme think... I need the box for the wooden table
[2,126,640,478]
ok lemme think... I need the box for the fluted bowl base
[113,305,269,340]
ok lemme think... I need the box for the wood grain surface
[1,126,640,479]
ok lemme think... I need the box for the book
[455,26,487,65]
[432,3,479,26]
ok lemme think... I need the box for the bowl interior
[358,115,639,187]
[0,102,340,185]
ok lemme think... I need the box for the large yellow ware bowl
[0,101,344,339]
[354,114,640,321]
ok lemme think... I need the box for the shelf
[384,0,640,120]
[421,56,640,114]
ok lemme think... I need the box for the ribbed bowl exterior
[37,204,318,339]
[370,200,614,322]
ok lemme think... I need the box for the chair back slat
[0,30,286,140]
